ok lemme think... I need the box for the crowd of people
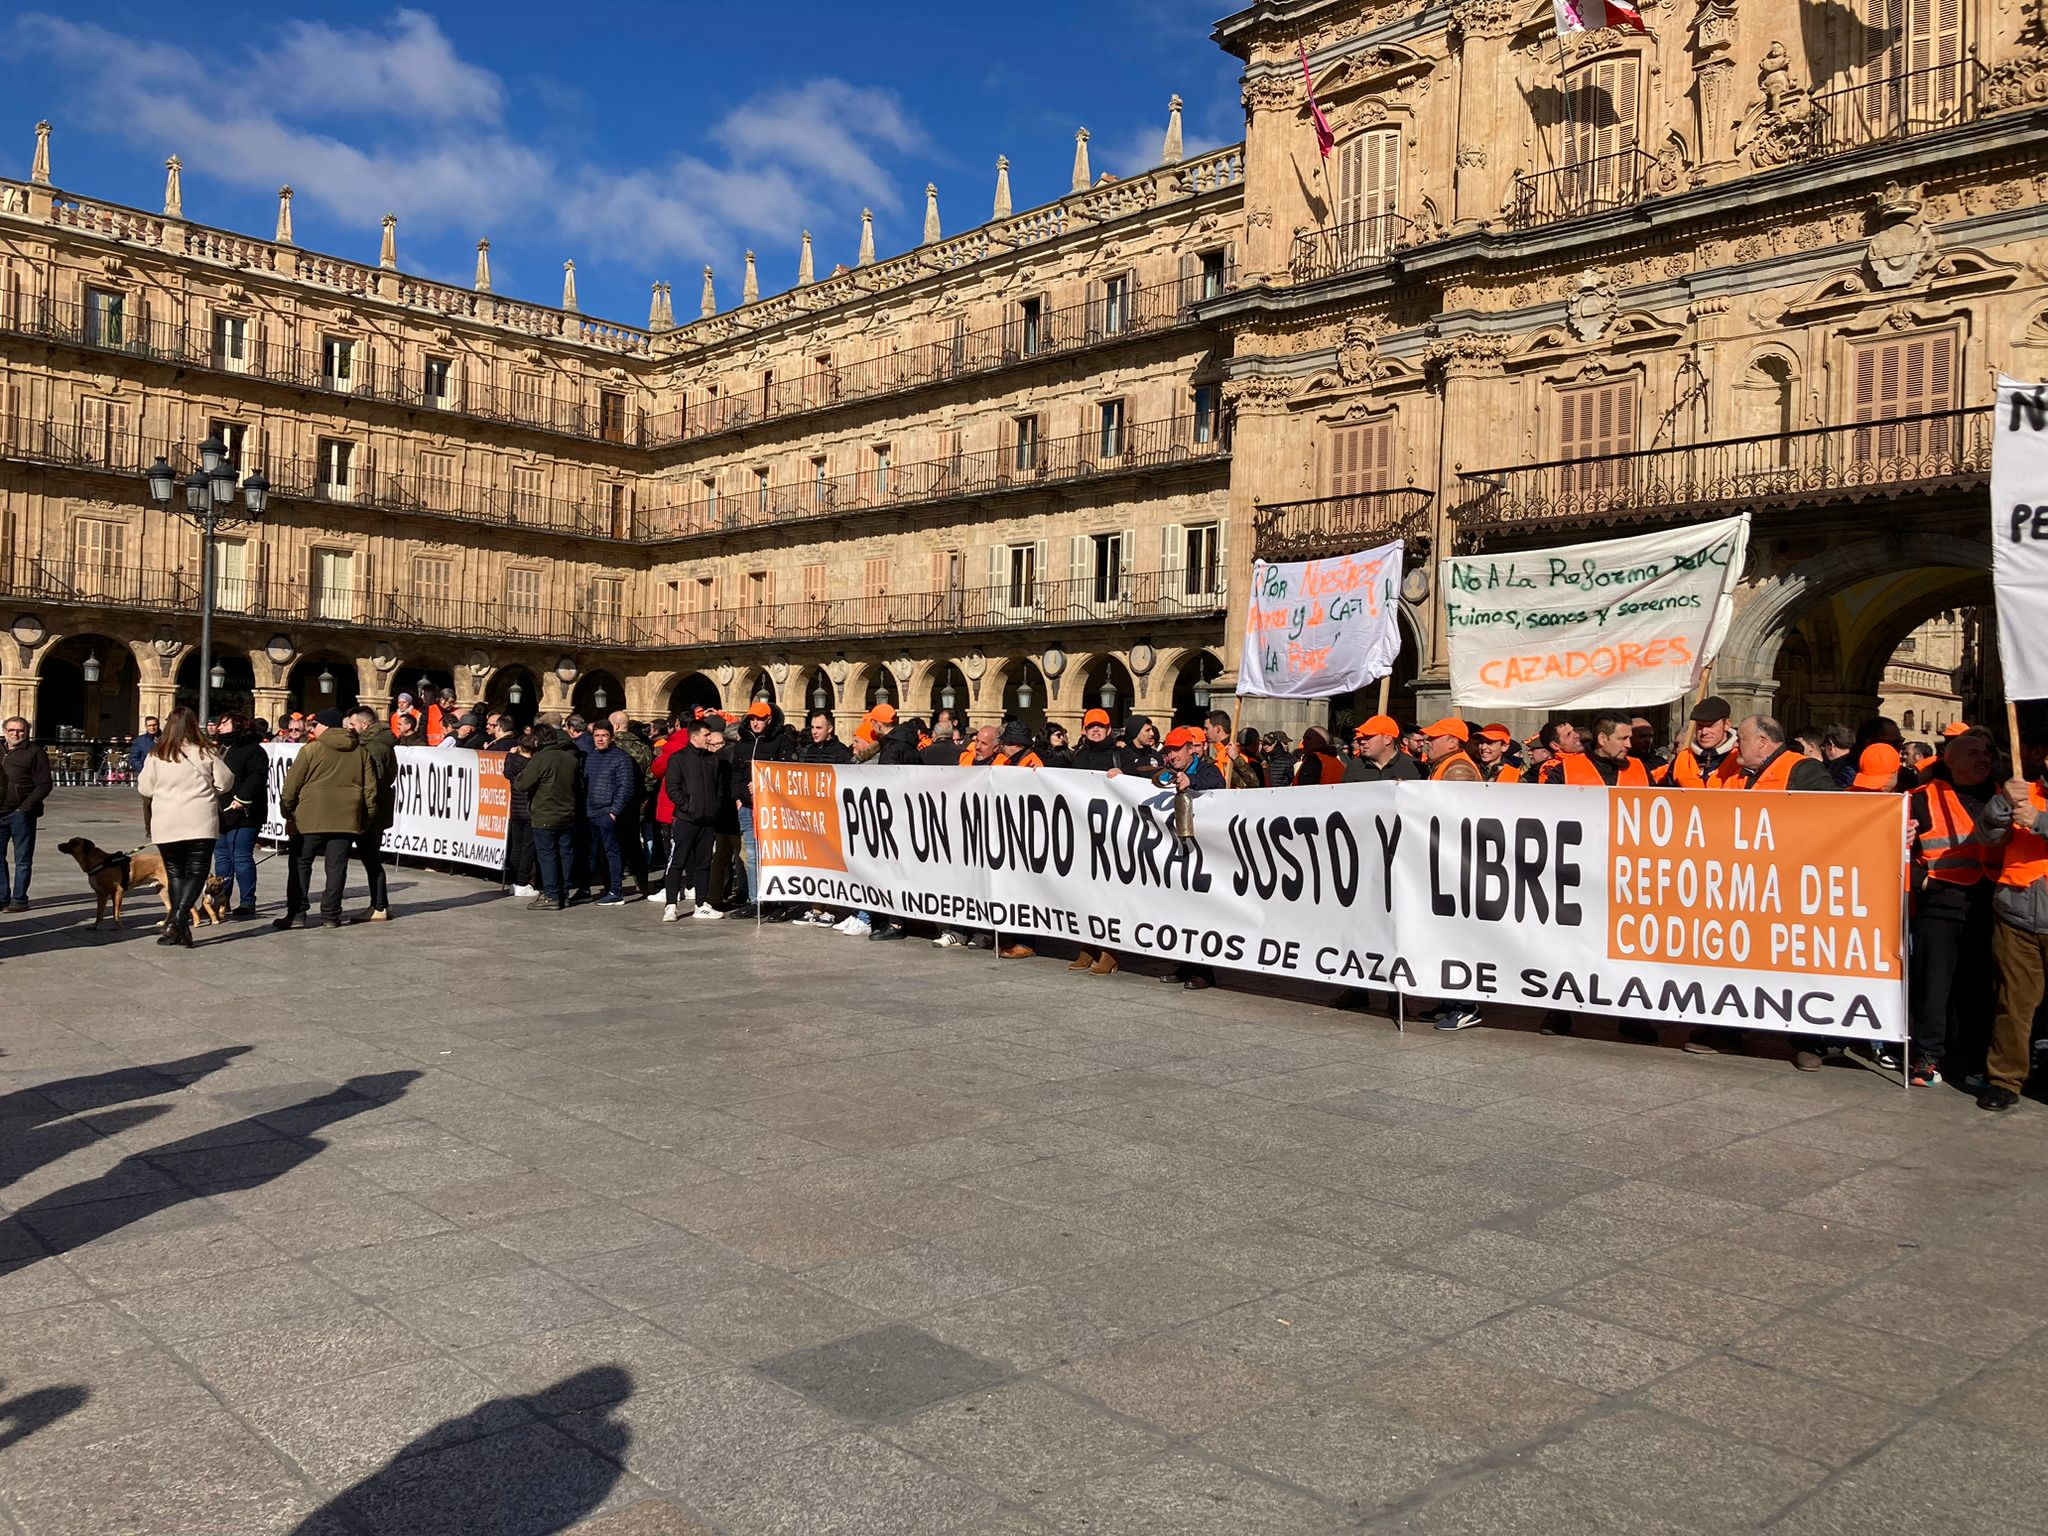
[7,679,2046,1112]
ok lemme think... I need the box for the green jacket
[514,738,583,829]
[616,729,653,796]
[280,727,377,835]
[357,722,400,833]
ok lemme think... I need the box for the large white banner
[757,764,1907,1042]
[261,744,511,870]
[1239,541,1404,699]
[1993,375,2048,701]
[1446,515,1749,711]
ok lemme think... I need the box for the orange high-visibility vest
[1736,751,1798,791]
[1913,780,1996,887]
[1998,784,2048,889]
[1482,763,1522,784]
[1429,751,1479,782]
[1560,753,1649,788]
[1661,745,1739,790]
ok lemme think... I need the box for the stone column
[1448,2,1521,229]
[131,638,179,725]
[1422,334,1510,704]
[1690,1,1741,174]
[251,687,290,725]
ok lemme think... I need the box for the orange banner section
[1606,790,1904,980]
[476,751,511,841]
[753,762,847,872]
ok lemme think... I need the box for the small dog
[55,837,170,930]
[194,874,233,927]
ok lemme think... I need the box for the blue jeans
[532,825,575,905]
[585,815,623,899]
[213,825,259,906]
[0,810,35,904]
[738,805,758,902]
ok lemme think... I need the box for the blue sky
[7,3,1245,326]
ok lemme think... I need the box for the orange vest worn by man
[1421,718,1482,782]
[1978,776,2048,1109]
[1473,724,1520,783]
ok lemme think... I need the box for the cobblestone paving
[4,791,2046,1535]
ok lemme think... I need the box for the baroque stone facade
[5,0,2048,741]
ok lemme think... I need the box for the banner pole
[1675,662,1715,762]
[2007,698,2024,771]
[1376,675,1391,718]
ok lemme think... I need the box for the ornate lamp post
[145,437,268,726]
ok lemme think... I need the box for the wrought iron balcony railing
[1253,488,1435,563]
[1806,57,1987,156]
[1288,215,1412,284]
[643,265,1237,449]
[1454,406,1993,538]
[1506,146,1663,231]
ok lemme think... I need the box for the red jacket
[650,733,685,823]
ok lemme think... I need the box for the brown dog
[55,837,171,930]
[194,874,232,927]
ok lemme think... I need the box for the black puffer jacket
[217,731,270,830]
[731,706,797,807]
[875,728,924,767]
[665,742,728,825]
[801,732,854,765]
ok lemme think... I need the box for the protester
[608,710,655,896]
[135,707,234,947]
[496,720,538,899]
[345,708,399,922]
[922,717,962,765]
[1121,716,1163,777]
[1421,719,1482,782]
[1345,715,1417,783]
[662,714,730,922]
[1819,723,1858,787]
[581,720,635,907]
[1292,727,1345,786]
[213,713,268,917]
[1550,715,1649,787]
[1041,724,1074,768]
[127,716,160,780]
[1733,715,1840,792]
[1973,754,2048,1113]
[1262,731,1296,788]
[993,722,1043,769]
[277,708,377,930]
[863,705,927,941]
[0,715,53,912]
[1659,696,1740,788]
[1849,743,1905,793]
[1070,710,1121,773]
[1628,716,1664,773]
[1473,724,1519,783]
[1907,728,1998,1087]
[1151,726,1227,989]
[732,701,795,917]
[513,725,582,912]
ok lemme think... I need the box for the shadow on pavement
[287,1366,633,1536]
[0,1071,421,1268]
[0,1380,89,1451]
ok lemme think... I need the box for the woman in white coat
[137,706,234,946]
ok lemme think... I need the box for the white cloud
[10,10,924,300]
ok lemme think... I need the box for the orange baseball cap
[746,700,773,719]
[1082,708,1112,728]
[1477,723,1512,743]
[1422,717,1470,742]
[868,702,897,725]
[1163,725,1206,749]
[1941,722,1968,738]
[1851,743,1901,790]
[1353,714,1400,739]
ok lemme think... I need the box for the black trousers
[503,817,535,888]
[156,838,215,925]
[283,831,306,912]
[355,834,388,912]
[295,833,354,920]
[665,821,715,905]
[1912,881,1996,1068]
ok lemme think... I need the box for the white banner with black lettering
[756,764,1907,1042]
[261,744,511,871]
[1993,375,2048,701]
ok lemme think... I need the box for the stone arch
[738,666,776,708]
[174,651,256,719]
[35,632,141,739]
[1734,345,1801,447]
[851,663,896,710]
[1166,647,1225,727]
[485,663,541,722]
[1074,653,1137,723]
[993,656,1048,726]
[572,669,625,718]
[285,654,361,716]
[665,671,722,722]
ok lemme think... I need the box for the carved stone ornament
[891,654,913,682]
[154,628,184,658]
[465,649,491,678]
[1566,268,1620,342]
[963,648,986,681]
[1336,319,1383,385]
[264,634,295,666]
[1041,646,1067,679]
[372,643,399,672]
[1128,642,1156,678]
[1457,145,1488,168]
[1984,0,2048,110]
[1221,376,1298,410]
[715,663,735,687]
[1241,74,1297,112]
[769,657,789,685]
[827,657,849,685]
[1422,334,1509,384]
[1867,181,1936,290]
[10,614,46,648]
[1737,41,1822,167]
[1448,0,1522,39]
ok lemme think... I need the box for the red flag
[1299,43,1336,159]
[1553,0,1646,32]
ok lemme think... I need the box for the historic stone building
[4,0,2047,743]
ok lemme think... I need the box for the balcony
[643,266,1236,450]
[0,297,646,449]
[1454,406,1993,539]
[1288,215,1412,284]
[1253,487,1434,563]
[1506,146,1663,232]
[642,414,1230,548]
[1803,58,1987,158]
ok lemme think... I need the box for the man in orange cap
[1473,724,1520,783]
[1850,742,1904,793]
[1547,714,1650,788]
[1420,718,1481,782]
[1344,714,1419,783]
[1150,727,1228,990]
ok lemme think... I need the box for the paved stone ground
[5,789,2048,1535]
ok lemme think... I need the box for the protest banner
[1445,515,1749,711]
[1239,541,1404,699]
[757,764,1907,1042]
[261,744,511,871]
[1992,375,2048,713]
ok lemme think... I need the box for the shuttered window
[1871,0,1967,127]
[1556,380,1638,496]
[1336,129,1400,257]
[802,563,827,605]
[506,567,542,616]
[1562,57,1641,215]
[1327,419,1395,497]
[74,517,127,596]
[862,557,890,598]
[1850,330,1957,462]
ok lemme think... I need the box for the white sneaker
[932,930,965,948]
[693,903,725,921]
[807,910,834,926]
[661,903,680,923]
[644,892,665,903]
[510,884,535,898]
[835,915,872,936]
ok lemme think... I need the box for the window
[1851,329,1958,460]
[872,444,892,499]
[591,576,624,637]
[1002,542,1041,610]
[863,557,890,599]
[1871,0,1968,128]
[321,336,355,393]
[424,356,453,406]
[419,452,455,508]
[506,567,542,617]
[73,516,127,597]
[1019,296,1042,357]
[1200,248,1228,300]
[204,420,245,473]
[84,288,125,348]
[810,456,829,508]
[599,389,628,443]
[606,483,628,538]
[754,467,771,515]
[812,354,836,405]
[1086,530,1131,605]
[1101,274,1130,337]
[316,439,355,500]
[693,575,716,618]
[512,371,543,422]
[759,370,774,417]
[411,557,453,623]
[213,314,249,372]
[700,476,719,524]
[1555,380,1638,495]
[1327,419,1396,496]
[1336,129,1401,259]
[311,549,356,621]
[79,398,130,467]
[511,466,542,521]
[1014,414,1041,472]
[1562,58,1642,213]
[746,570,772,611]
[1098,399,1126,459]
[1193,386,1219,446]
[802,562,827,606]
[1180,521,1224,597]
[213,538,249,611]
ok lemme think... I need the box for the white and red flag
[1553,0,1646,33]
[1298,43,1336,158]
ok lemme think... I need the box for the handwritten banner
[1239,541,1404,699]
[261,744,511,870]
[1446,515,1749,711]
[757,765,1907,1041]
[1994,375,2048,702]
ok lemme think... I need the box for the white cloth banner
[261,744,511,870]
[1993,375,2048,701]
[1446,515,1750,711]
[758,765,1908,1042]
[1239,541,1404,699]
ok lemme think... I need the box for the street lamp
[144,443,267,728]
[811,681,827,711]
[1099,680,1117,710]
[940,684,957,711]
[594,686,609,711]
[1016,678,1035,711]
[318,668,335,695]
[82,651,102,684]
